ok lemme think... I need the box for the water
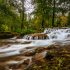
[0,28,70,57]
[44,28,70,40]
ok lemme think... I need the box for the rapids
[0,28,70,57]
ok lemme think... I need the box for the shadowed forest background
[0,0,70,34]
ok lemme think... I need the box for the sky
[24,0,34,14]
[17,0,34,14]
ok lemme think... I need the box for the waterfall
[46,28,70,40]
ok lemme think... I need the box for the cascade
[0,28,70,57]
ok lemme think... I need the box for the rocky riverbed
[0,44,70,70]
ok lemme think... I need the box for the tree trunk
[52,0,55,27]
[41,18,44,29]
[21,11,24,31]
[21,0,25,32]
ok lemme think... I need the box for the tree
[20,0,25,32]
[32,0,52,29]
[33,0,70,28]
[52,0,55,27]
[67,12,70,26]
[0,0,21,32]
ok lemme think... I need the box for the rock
[5,61,20,69]
[24,33,48,40]
[33,51,47,62]
[0,32,19,39]
[21,50,36,56]
[45,52,54,60]
[35,47,48,53]
[23,59,30,65]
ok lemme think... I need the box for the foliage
[32,0,70,28]
[0,0,70,35]
[21,28,36,35]
[59,15,68,27]
[0,3,21,32]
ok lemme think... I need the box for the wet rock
[47,45,60,50]
[5,61,20,69]
[23,59,30,65]
[35,47,48,53]
[1,56,32,70]
[24,33,48,40]
[21,50,36,56]
[33,51,47,62]
[5,61,25,70]
[66,34,70,39]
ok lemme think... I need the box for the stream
[0,28,70,69]
[0,28,70,57]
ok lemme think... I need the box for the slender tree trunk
[21,11,24,31]
[21,0,25,32]
[41,19,44,29]
[52,0,55,27]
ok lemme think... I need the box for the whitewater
[0,28,70,57]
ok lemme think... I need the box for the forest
[0,0,70,34]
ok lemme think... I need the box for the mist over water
[0,28,70,57]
